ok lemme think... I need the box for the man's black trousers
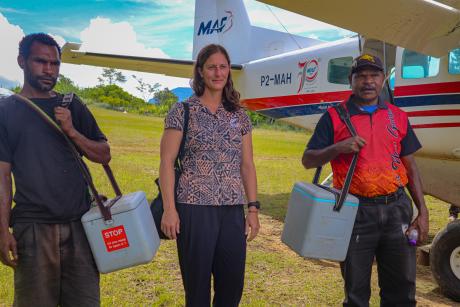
[176,203,246,307]
[341,189,417,307]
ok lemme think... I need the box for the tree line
[11,68,301,130]
[57,68,179,116]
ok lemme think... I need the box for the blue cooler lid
[294,182,359,207]
[81,191,147,223]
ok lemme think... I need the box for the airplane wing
[259,0,460,57]
[61,43,243,78]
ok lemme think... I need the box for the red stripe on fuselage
[242,90,351,111]
[394,81,460,97]
[407,110,460,117]
[412,122,460,129]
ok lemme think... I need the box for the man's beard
[25,69,57,92]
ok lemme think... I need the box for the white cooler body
[81,191,160,273]
[282,182,359,261]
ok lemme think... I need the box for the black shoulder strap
[333,104,358,211]
[335,104,357,136]
[312,105,351,184]
[312,104,359,212]
[61,93,74,108]
[175,102,189,171]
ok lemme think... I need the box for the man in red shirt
[303,54,429,306]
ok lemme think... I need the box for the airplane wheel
[430,219,460,302]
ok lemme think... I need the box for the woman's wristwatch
[247,201,260,211]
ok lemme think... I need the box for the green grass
[0,107,457,306]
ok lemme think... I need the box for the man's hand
[0,231,17,268]
[335,136,366,154]
[245,211,260,241]
[401,154,429,245]
[161,208,180,240]
[409,211,429,245]
[54,107,75,136]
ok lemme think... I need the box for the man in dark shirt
[303,54,429,306]
[0,33,110,306]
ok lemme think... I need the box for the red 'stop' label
[102,225,129,252]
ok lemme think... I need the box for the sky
[0,0,354,100]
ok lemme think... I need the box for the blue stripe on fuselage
[256,94,460,119]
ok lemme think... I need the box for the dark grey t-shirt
[0,94,107,224]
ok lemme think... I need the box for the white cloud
[61,17,190,99]
[79,17,169,58]
[46,25,82,41]
[0,1,351,98]
[59,64,104,88]
[0,14,190,98]
[51,34,66,47]
[0,13,25,87]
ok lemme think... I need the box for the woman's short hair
[191,44,241,112]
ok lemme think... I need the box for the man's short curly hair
[19,33,61,59]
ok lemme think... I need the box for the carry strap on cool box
[14,93,121,222]
[313,104,359,211]
[281,104,360,261]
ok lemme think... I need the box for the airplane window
[328,57,353,84]
[402,50,440,79]
[448,48,460,74]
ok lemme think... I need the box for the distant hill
[149,87,193,104]
[0,76,19,89]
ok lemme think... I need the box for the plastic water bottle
[407,229,418,246]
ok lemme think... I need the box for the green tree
[54,74,80,94]
[247,110,273,126]
[154,87,178,110]
[98,68,127,85]
[132,75,160,102]
[10,85,21,93]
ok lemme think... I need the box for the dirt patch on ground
[254,214,459,306]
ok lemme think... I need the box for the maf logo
[297,58,319,93]
[197,11,233,36]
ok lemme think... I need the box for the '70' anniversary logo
[297,58,319,93]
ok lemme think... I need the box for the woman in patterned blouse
[159,44,260,306]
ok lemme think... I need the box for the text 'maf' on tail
[192,0,322,64]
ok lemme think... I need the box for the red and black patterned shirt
[307,96,422,197]
[165,96,252,206]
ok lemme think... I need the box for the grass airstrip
[0,106,457,306]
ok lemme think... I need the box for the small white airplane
[61,0,460,300]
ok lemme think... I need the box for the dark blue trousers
[341,190,417,307]
[176,204,246,307]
